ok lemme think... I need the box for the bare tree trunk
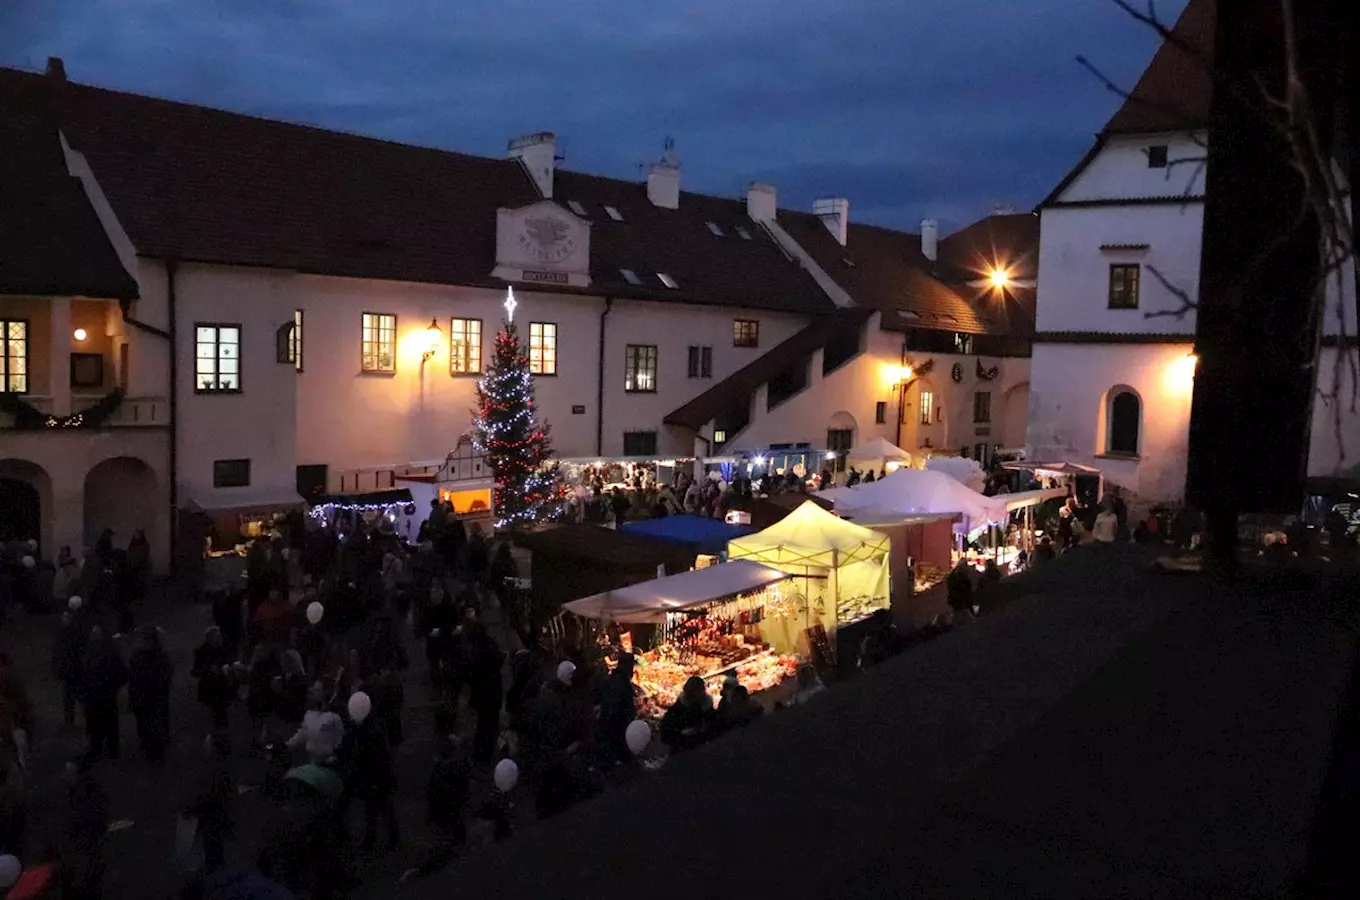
[1186,0,1337,571]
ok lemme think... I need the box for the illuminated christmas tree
[472,289,559,529]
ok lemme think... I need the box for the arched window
[1108,390,1141,455]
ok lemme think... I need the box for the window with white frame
[195,324,241,392]
[1,319,28,393]
[687,345,713,378]
[919,389,935,425]
[529,322,557,375]
[625,344,658,392]
[361,313,397,373]
[450,317,482,374]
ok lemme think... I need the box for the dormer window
[706,222,724,236]
[1147,145,1168,168]
[735,226,753,240]
[567,200,588,216]
[657,273,679,289]
[604,205,624,221]
[620,269,642,285]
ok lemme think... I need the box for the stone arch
[83,456,158,552]
[1101,385,1143,456]
[826,410,858,471]
[1002,381,1031,448]
[0,458,51,551]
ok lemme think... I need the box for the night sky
[1,0,1187,233]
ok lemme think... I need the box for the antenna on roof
[662,135,678,166]
[554,137,565,168]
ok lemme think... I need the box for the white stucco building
[1027,0,1357,507]
[2,59,1037,569]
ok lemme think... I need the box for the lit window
[919,390,935,425]
[735,226,753,240]
[713,429,727,444]
[195,324,241,392]
[1,319,29,393]
[529,322,557,375]
[1108,264,1141,309]
[972,391,991,424]
[953,332,974,355]
[361,313,397,373]
[875,401,887,424]
[733,319,759,348]
[620,269,642,285]
[568,200,588,216]
[623,430,658,456]
[687,345,713,379]
[450,317,482,374]
[1108,390,1141,455]
[625,344,658,392]
[658,273,679,289]
[706,222,724,236]
[604,205,624,221]
[277,310,303,371]
[1147,145,1168,168]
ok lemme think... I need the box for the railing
[101,395,169,427]
[0,393,169,431]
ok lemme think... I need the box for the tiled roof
[0,66,831,316]
[777,215,1004,335]
[663,310,873,431]
[938,212,1039,334]
[0,81,137,300]
[1102,0,1215,134]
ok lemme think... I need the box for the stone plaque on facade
[491,200,591,287]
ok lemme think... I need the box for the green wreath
[0,389,126,429]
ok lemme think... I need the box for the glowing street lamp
[988,268,1010,289]
[423,318,441,362]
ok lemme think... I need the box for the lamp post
[422,318,441,363]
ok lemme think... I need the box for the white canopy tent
[844,436,913,472]
[822,468,1007,534]
[562,559,790,624]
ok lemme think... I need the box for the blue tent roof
[620,515,754,555]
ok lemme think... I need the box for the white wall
[1026,342,1197,504]
[1308,346,1360,476]
[1060,133,1208,203]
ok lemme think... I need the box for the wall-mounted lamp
[73,328,88,342]
[423,318,441,362]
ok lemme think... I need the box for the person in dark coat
[465,526,489,587]
[192,627,234,733]
[401,734,470,883]
[598,653,636,763]
[660,676,716,752]
[424,588,459,691]
[716,675,762,731]
[504,650,541,738]
[127,625,173,763]
[53,610,86,728]
[185,734,234,873]
[465,623,504,764]
[78,626,127,760]
[351,716,398,850]
[59,757,108,899]
[945,559,975,621]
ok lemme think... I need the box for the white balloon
[556,660,576,686]
[68,595,83,611]
[0,854,20,889]
[21,555,35,569]
[493,758,519,793]
[347,691,372,724]
[281,547,291,560]
[306,601,324,625]
[625,718,652,756]
[25,539,37,552]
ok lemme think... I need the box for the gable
[492,200,592,287]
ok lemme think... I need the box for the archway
[827,411,857,473]
[0,458,52,551]
[84,456,158,551]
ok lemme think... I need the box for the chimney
[920,218,939,261]
[812,197,850,246]
[646,141,680,210]
[45,57,67,81]
[508,131,557,199]
[746,182,777,222]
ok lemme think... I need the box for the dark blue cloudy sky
[0,0,1187,233]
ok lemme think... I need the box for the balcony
[0,393,169,431]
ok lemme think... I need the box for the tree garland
[0,389,125,429]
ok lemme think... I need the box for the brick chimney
[920,218,939,261]
[646,142,680,210]
[45,57,67,81]
[508,132,557,199]
[812,197,850,246]
[746,182,777,222]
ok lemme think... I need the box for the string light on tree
[472,288,561,529]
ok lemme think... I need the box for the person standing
[59,758,108,899]
[351,714,398,850]
[184,735,233,874]
[946,559,975,622]
[127,626,173,763]
[598,653,636,763]
[78,627,127,760]
[192,627,234,735]
[465,623,504,764]
[53,610,86,728]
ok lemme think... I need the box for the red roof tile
[1102,0,1215,134]
[0,79,137,299]
[0,66,831,316]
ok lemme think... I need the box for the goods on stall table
[629,640,799,719]
[837,594,883,624]
[914,563,947,593]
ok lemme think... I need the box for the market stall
[560,456,697,491]
[726,500,891,665]
[823,468,1007,538]
[620,514,754,558]
[845,436,913,475]
[842,511,957,595]
[563,560,803,717]
[308,489,421,544]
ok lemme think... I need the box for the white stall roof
[562,559,790,624]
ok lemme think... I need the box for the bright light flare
[988,268,1010,289]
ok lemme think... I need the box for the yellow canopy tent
[726,500,891,651]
